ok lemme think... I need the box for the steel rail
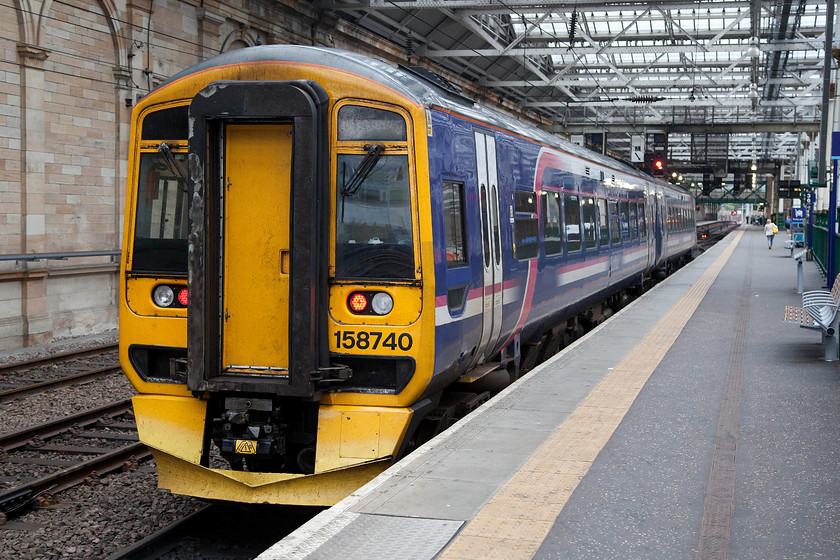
[0,365,123,403]
[0,399,145,522]
[0,343,118,373]
[103,505,216,560]
[0,399,133,453]
[0,441,150,521]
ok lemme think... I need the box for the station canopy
[319,0,830,178]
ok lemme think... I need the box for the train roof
[159,45,690,197]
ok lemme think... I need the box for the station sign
[791,207,805,221]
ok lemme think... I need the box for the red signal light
[654,160,664,170]
[177,288,189,306]
[348,293,368,313]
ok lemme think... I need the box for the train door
[222,124,290,375]
[473,130,503,364]
[645,184,656,268]
[654,187,664,263]
[187,81,329,398]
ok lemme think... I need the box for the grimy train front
[120,47,443,505]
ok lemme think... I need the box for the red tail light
[177,288,189,306]
[348,293,369,313]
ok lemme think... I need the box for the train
[119,45,695,506]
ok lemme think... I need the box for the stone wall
[0,0,421,350]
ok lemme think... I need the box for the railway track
[0,343,121,401]
[105,503,322,560]
[0,398,148,524]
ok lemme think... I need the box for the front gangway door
[222,124,291,375]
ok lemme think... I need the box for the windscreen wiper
[341,144,385,197]
[157,142,190,193]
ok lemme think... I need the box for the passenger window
[543,192,562,256]
[609,201,621,244]
[337,105,407,141]
[619,201,630,241]
[638,202,647,238]
[629,203,638,240]
[491,188,501,266]
[480,186,491,267]
[442,181,468,268]
[582,197,597,249]
[564,194,582,252]
[515,191,538,260]
[598,198,609,247]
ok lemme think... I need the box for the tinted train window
[443,181,468,268]
[335,154,414,279]
[338,106,407,141]
[564,194,582,252]
[480,186,491,267]
[638,203,647,238]
[515,191,538,260]
[543,192,562,256]
[619,201,630,241]
[629,203,638,240]
[141,105,189,140]
[598,198,609,247]
[491,188,502,266]
[582,197,597,250]
[131,151,189,273]
[609,201,620,244]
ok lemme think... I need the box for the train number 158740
[333,330,413,351]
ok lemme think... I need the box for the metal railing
[810,213,839,284]
[0,250,121,263]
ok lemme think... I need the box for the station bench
[783,273,840,361]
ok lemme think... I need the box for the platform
[260,226,840,560]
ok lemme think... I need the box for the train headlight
[371,292,394,315]
[153,285,175,307]
[347,291,393,315]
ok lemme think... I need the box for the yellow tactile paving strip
[439,231,745,560]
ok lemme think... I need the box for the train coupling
[213,397,286,463]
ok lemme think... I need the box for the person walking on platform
[764,220,777,249]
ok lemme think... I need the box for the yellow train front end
[119,47,436,505]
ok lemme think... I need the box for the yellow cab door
[222,124,291,375]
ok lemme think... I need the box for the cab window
[131,107,190,274]
[335,105,415,280]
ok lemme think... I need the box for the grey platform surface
[260,228,840,560]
